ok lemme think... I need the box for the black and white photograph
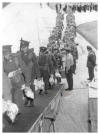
[1,0,98,133]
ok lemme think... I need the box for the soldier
[48,48,57,75]
[17,38,40,106]
[3,71,12,101]
[53,48,62,73]
[65,47,74,90]
[38,47,53,94]
[95,3,98,11]
[2,46,12,106]
[71,44,78,74]
[87,46,96,82]
[48,48,57,87]
[3,45,24,103]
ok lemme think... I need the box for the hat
[87,46,92,50]
[65,47,71,51]
[60,48,65,51]
[53,47,58,51]
[40,46,47,52]
[76,43,79,46]
[20,38,30,49]
[2,45,12,55]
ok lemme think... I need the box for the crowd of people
[3,3,96,125]
[54,2,98,13]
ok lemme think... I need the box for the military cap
[76,43,79,46]
[20,38,30,49]
[87,46,92,50]
[2,45,12,55]
[65,46,71,51]
[53,47,58,51]
[60,48,65,51]
[40,46,47,52]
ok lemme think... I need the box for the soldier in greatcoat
[48,48,57,74]
[48,48,57,87]
[87,46,96,82]
[53,48,62,73]
[17,38,40,106]
[3,45,24,103]
[38,47,53,94]
[71,44,78,74]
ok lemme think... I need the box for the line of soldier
[54,3,98,13]
[64,3,98,13]
[3,38,63,107]
[40,4,78,93]
[48,11,64,49]
[51,2,98,13]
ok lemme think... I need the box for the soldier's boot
[31,99,34,107]
[27,99,34,107]
[49,82,51,89]
[45,90,48,94]
[12,96,15,103]
[51,84,53,89]
[24,97,28,106]
[11,88,16,103]
[39,89,43,95]
[25,99,31,107]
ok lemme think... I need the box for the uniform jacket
[38,53,53,74]
[3,56,24,89]
[87,50,96,68]
[17,50,40,86]
[65,53,74,72]
[49,53,57,74]
[3,56,18,74]
[54,53,62,68]
[3,72,12,101]
[71,46,78,61]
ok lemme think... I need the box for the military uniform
[54,50,62,73]
[49,53,57,75]
[38,47,53,93]
[71,45,78,73]
[48,52,57,88]
[87,47,96,81]
[3,45,24,103]
[3,71,12,101]
[65,47,74,90]
[17,38,40,106]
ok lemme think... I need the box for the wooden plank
[88,98,98,132]
[29,85,64,132]
[3,84,64,132]
[91,120,98,132]
[88,98,97,121]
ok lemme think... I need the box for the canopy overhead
[76,21,97,49]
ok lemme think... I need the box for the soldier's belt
[40,65,49,70]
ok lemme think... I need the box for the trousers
[88,67,94,81]
[73,60,76,73]
[65,68,73,90]
[40,68,50,91]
